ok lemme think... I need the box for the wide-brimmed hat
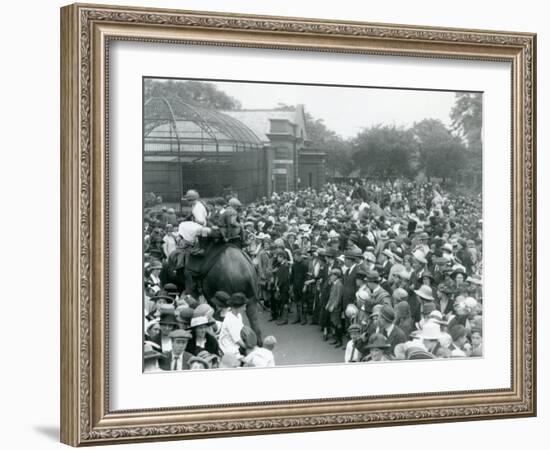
[159,311,179,326]
[416,322,444,340]
[150,292,175,304]
[189,316,211,329]
[348,323,361,334]
[418,232,430,240]
[364,270,381,283]
[441,243,453,253]
[365,333,391,349]
[415,285,435,301]
[228,293,248,307]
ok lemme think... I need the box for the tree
[450,93,483,187]
[413,119,467,182]
[450,92,482,153]
[144,79,242,110]
[352,125,416,180]
[301,112,354,177]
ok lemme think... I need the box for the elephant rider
[220,197,243,246]
[182,189,208,226]
[177,220,209,255]
[177,219,211,296]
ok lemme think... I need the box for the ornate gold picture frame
[60,3,536,446]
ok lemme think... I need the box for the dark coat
[186,332,221,356]
[274,262,290,301]
[158,350,193,371]
[291,259,309,291]
[343,264,361,308]
[378,325,407,353]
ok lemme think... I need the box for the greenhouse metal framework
[144,97,267,204]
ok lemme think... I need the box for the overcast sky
[207,80,459,139]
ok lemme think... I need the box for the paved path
[254,306,345,367]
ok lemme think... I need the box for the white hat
[413,250,428,264]
[356,289,370,301]
[328,230,339,239]
[363,252,376,263]
[416,322,444,340]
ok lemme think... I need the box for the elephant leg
[246,300,262,344]
[184,270,200,299]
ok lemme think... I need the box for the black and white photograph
[142,77,483,372]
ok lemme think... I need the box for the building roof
[144,97,263,153]
[222,106,308,143]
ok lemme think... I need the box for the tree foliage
[305,115,354,177]
[450,92,482,153]
[352,125,416,180]
[413,119,467,181]
[144,79,242,110]
[275,106,356,177]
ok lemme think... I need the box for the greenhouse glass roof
[144,97,263,154]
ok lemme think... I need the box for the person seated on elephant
[219,197,243,246]
[177,219,210,256]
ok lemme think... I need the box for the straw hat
[414,285,435,301]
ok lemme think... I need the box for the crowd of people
[143,179,483,371]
